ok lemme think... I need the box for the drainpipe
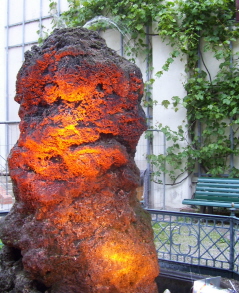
[5,0,10,158]
[145,25,151,209]
[236,0,239,22]
[39,0,43,40]
[197,35,202,177]
[57,0,61,17]
[230,39,234,172]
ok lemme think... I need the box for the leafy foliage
[47,0,239,183]
[47,0,156,59]
[152,0,239,182]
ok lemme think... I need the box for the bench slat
[198,178,239,184]
[195,195,239,202]
[196,187,239,193]
[197,183,239,189]
[195,191,239,198]
[182,199,239,208]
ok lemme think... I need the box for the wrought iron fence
[148,209,239,279]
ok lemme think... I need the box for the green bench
[182,177,239,214]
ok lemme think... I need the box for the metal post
[120,34,124,57]
[169,214,172,258]
[230,207,236,217]
[5,156,8,197]
[144,168,149,208]
[198,217,201,265]
[198,121,201,177]
[22,0,26,61]
[229,216,235,272]
[230,118,234,172]
[236,0,239,22]
[163,132,166,210]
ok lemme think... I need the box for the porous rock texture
[0,27,159,293]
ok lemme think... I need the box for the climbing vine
[47,0,239,183]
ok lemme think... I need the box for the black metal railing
[148,209,239,279]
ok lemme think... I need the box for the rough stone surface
[0,27,159,293]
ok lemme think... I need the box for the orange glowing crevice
[14,138,129,179]
[96,237,159,290]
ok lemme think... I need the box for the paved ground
[221,277,239,292]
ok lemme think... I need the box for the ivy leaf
[222,98,231,105]
[172,96,180,107]
[162,100,171,109]
[155,71,163,78]
[135,24,143,31]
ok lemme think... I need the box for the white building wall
[0,0,7,168]
[151,36,191,209]
[0,1,6,121]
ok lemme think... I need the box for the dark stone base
[1,246,227,293]
[0,246,48,293]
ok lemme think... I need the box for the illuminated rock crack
[0,27,159,293]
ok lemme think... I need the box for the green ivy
[47,0,156,58]
[47,0,239,183]
[153,0,239,182]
